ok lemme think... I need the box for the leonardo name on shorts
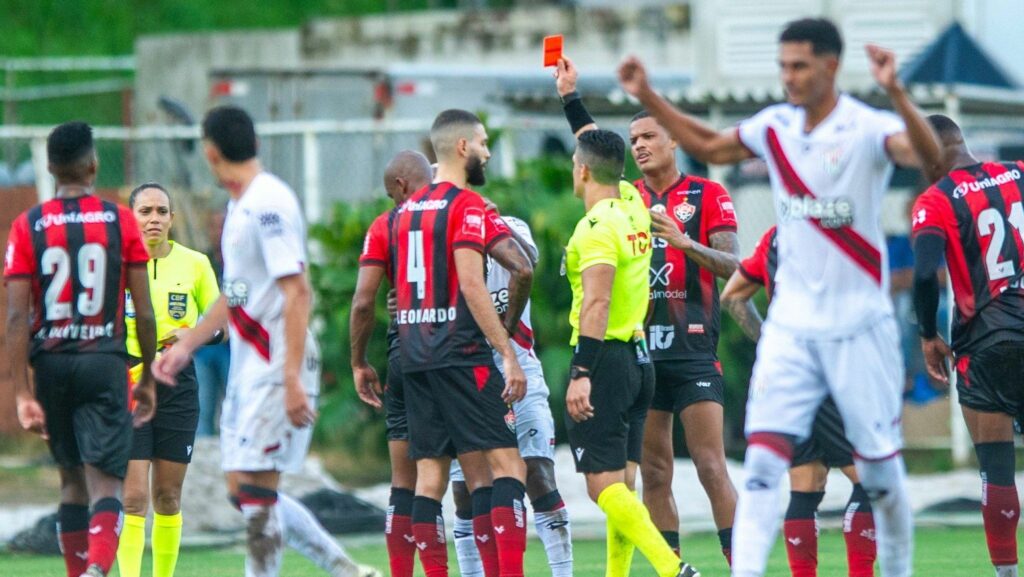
[397,307,458,325]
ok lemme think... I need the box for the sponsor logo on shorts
[688,324,705,334]
[168,292,188,320]
[186,445,193,456]
[695,381,712,388]
[574,447,585,461]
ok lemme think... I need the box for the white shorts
[220,339,321,473]
[451,360,554,483]
[745,316,905,460]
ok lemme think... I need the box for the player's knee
[743,434,795,491]
[641,458,674,492]
[692,451,729,486]
[525,458,557,499]
[122,494,149,517]
[855,456,903,505]
[152,489,181,515]
[452,481,472,519]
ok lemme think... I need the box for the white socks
[277,492,359,577]
[241,503,283,577]
[731,444,790,577]
[534,508,573,577]
[453,516,484,577]
[857,456,913,577]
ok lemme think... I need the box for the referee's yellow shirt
[566,193,652,346]
[125,241,220,357]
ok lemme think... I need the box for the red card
[543,35,563,67]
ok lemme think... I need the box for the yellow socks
[117,514,146,577]
[605,494,636,577]
[152,512,183,577]
[598,483,680,577]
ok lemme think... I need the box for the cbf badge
[168,292,188,320]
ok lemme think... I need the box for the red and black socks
[58,503,90,577]
[412,496,448,577]
[472,487,500,577]
[386,488,416,577]
[843,483,877,577]
[491,477,527,577]
[977,442,1019,569]
[784,491,824,577]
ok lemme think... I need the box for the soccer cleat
[80,564,105,577]
[356,564,383,577]
[676,562,701,577]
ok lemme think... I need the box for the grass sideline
[1,526,1001,576]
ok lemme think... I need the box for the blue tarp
[900,22,1017,89]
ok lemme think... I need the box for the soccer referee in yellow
[118,183,221,577]
[564,129,700,577]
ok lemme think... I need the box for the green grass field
[0,526,1003,577]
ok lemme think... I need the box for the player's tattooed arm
[651,211,740,279]
[488,237,534,336]
[720,270,764,341]
[350,266,385,408]
[619,56,752,165]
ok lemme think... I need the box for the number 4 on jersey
[407,230,426,299]
[978,202,1024,281]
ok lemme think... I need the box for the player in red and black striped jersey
[723,228,878,577]
[390,110,529,577]
[3,122,158,577]
[912,115,1024,576]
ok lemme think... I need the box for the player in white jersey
[449,213,573,577]
[155,106,375,577]
[618,18,945,577]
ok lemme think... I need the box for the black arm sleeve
[561,91,595,135]
[912,233,946,338]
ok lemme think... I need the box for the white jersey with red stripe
[221,172,310,386]
[738,94,905,336]
[486,215,542,372]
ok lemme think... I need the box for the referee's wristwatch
[569,366,591,380]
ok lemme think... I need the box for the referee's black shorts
[33,353,132,479]
[130,359,200,464]
[567,340,654,474]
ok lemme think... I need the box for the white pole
[30,136,53,203]
[302,130,321,225]
[944,92,972,468]
[707,104,728,185]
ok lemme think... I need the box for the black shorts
[33,353,132,479]
[404,362,518,460]
[385,353,409,442]
[130,361,199,464]
[792,396,855,469]
[956,340,1024,417]
[567,341,654,474]
[650,359,724,413]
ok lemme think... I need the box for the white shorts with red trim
[220,336,321,473]
[745,316,904,461]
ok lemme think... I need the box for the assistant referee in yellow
[564,129,700,577]
[117,183,221,577]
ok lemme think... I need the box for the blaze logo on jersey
[168,292,187,320]
[953,168,1021,198]
[648,325,675,350]
[674,202,696,223]
[779,196,854,229]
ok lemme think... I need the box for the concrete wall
[134,30,301,126]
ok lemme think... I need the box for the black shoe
[677,562,701,577]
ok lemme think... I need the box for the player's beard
[466,153,487,187]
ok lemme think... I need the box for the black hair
[779,18,843,57]
[128,182,171,209]
[630,110,651,123]
[926,114,963,141]
[577,129,625,185]
[431,109,482,133]
[47,122,95,180]
[202,105,257,162]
